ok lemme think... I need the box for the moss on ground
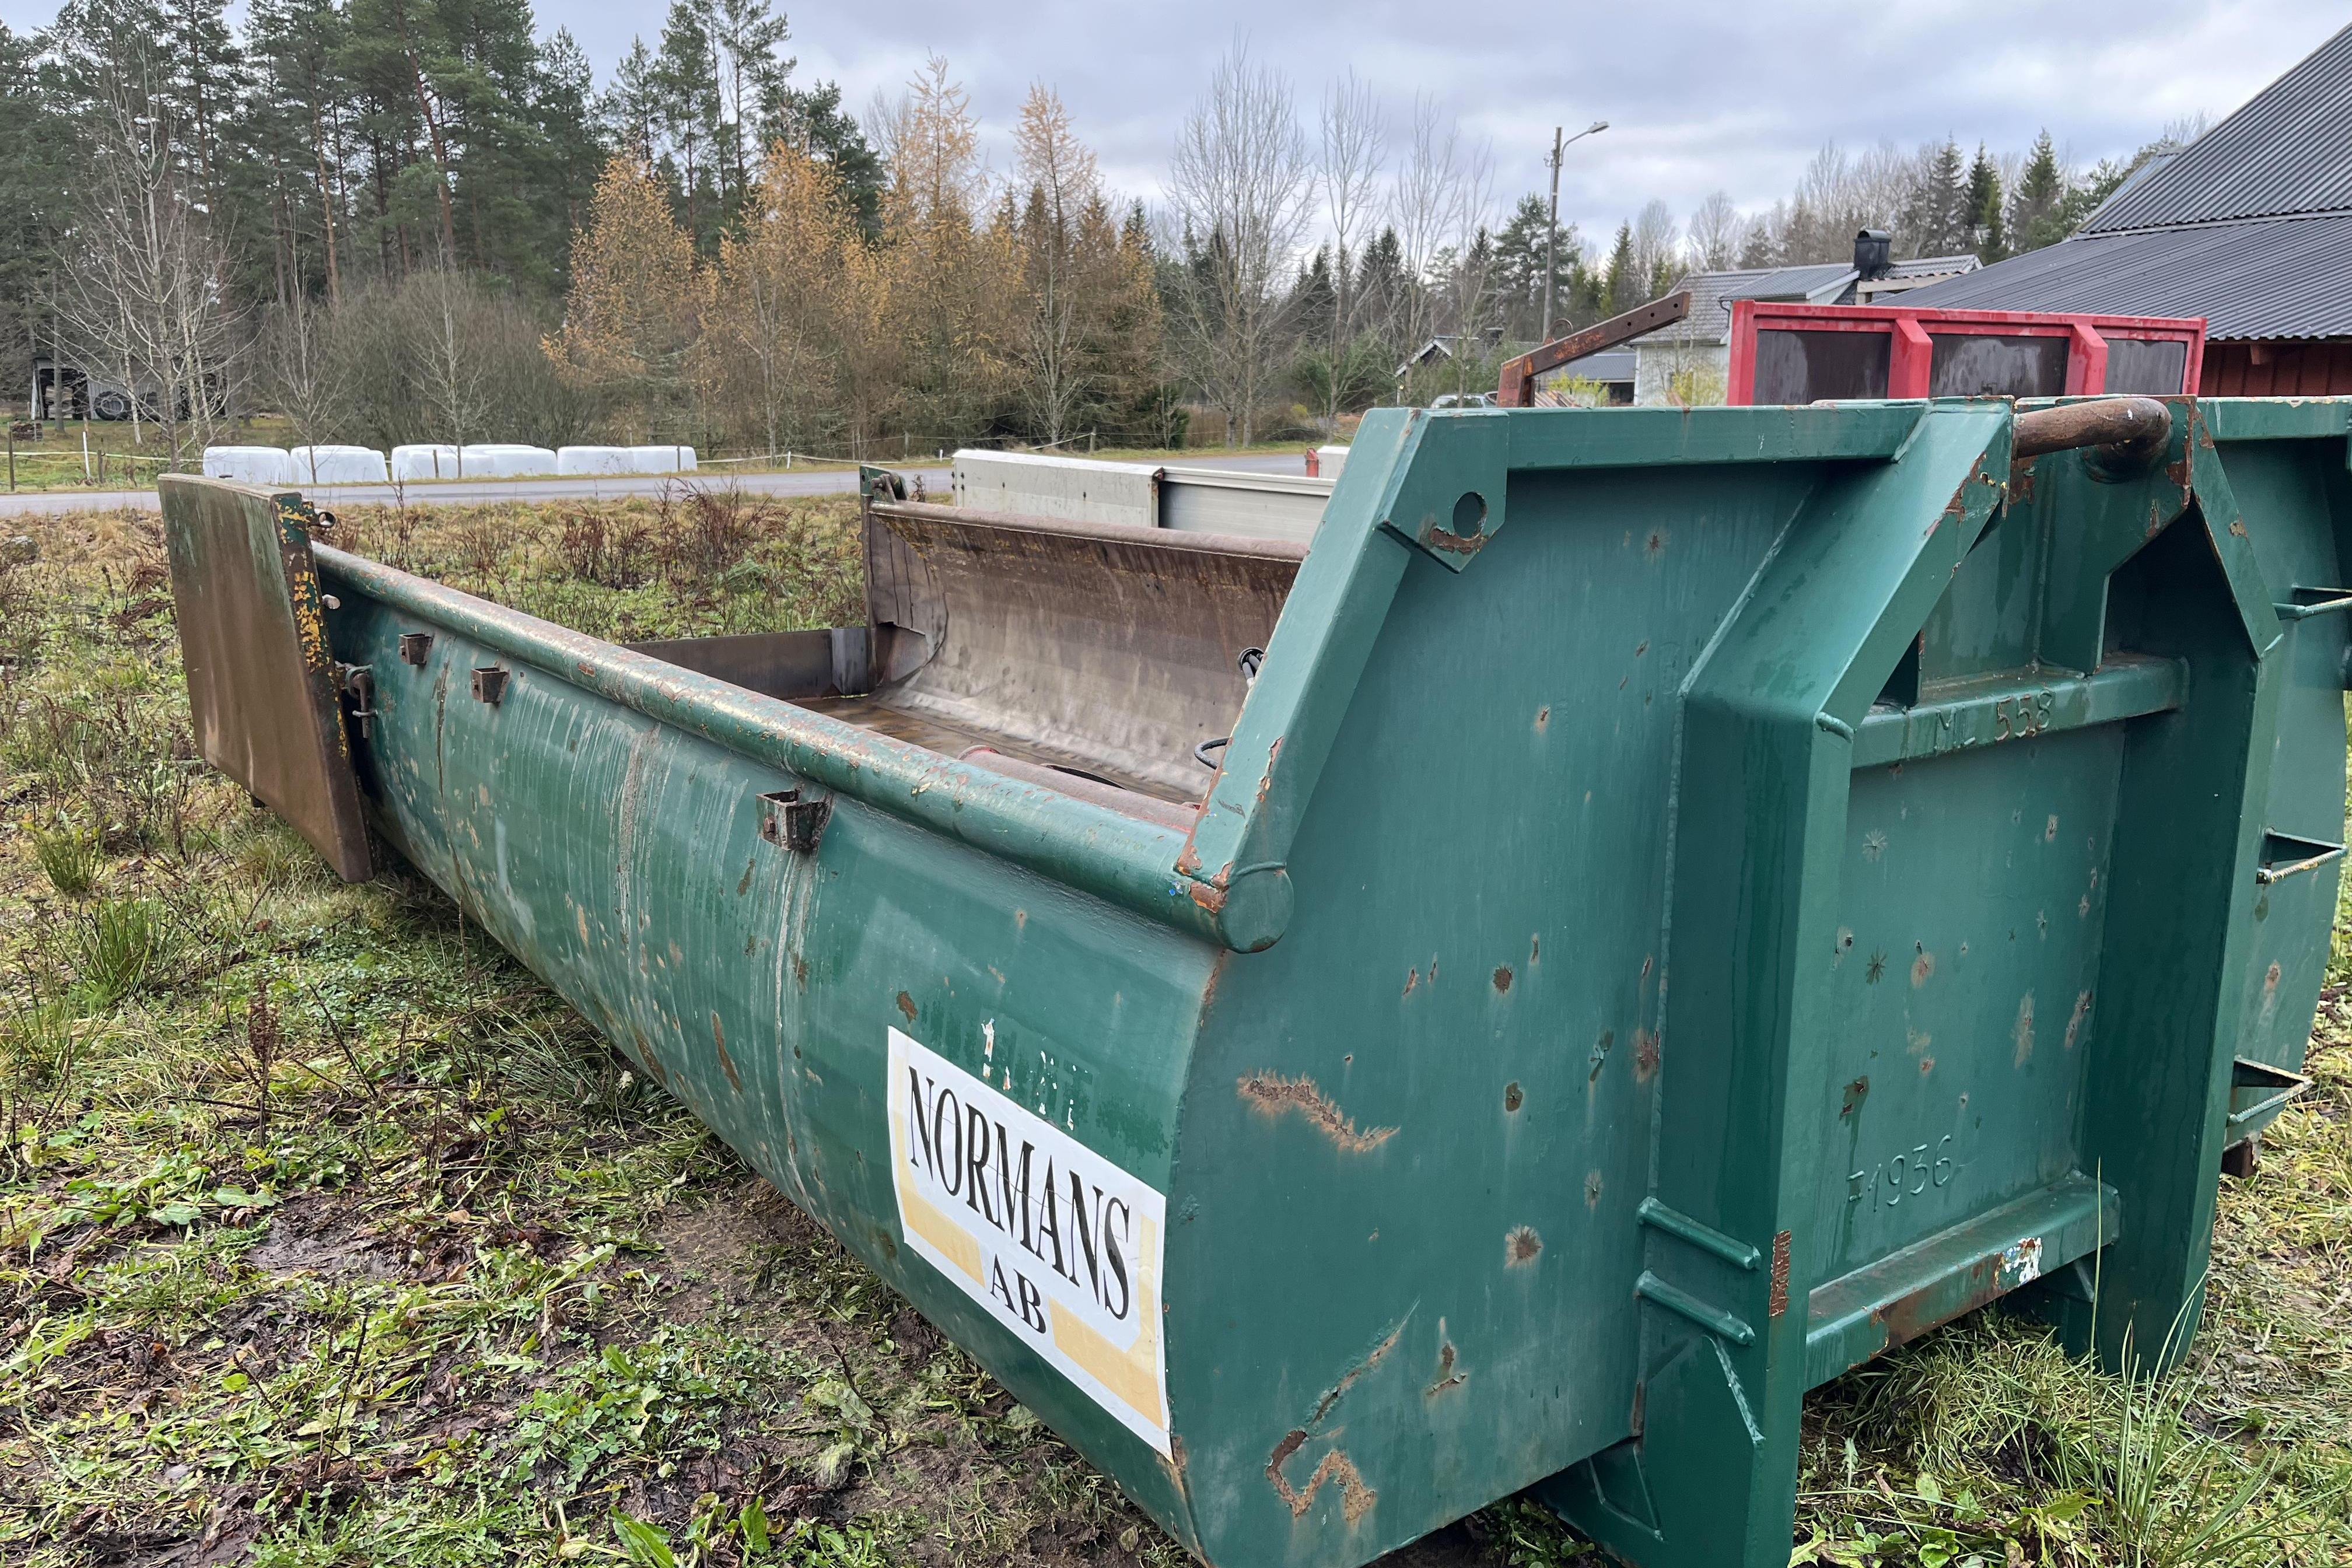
[2,501,2347,1566]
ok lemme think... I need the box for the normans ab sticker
[886,1026,1170,1454]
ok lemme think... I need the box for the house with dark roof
[1562,233,1979,403]
[1908,22,2352,394]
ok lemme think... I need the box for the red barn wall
[2202,340,2352,395]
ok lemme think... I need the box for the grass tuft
[30,821,97,896]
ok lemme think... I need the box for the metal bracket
[399,631,433,666]
[2272,586,2352,623]
[760,788,831,853]
[471,666,509,705]
[2255,830,2344,884]
[334,662,377,738]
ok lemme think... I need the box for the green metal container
[159,393,2352,1568]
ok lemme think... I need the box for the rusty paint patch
[1402,967,1418,997]
[710,1012,743,1094]
[2014,992,2036,1067]
[1492,965,1513,994]
[2064,989,2092,1050]
[1302,1314,1409,1423]
[1425,1340,1465,1396]
[1769,1230,1791,1317]
[1841,1076,1870,1119]
[1910,947,1935,987]
[1530,934,1540,964]
[1237,1073,1398,1152]
[1266,1438,1377,1523]
[1503,1081,1523,1112]
[1633,1030,1660,1082]
[1505,1226,1542,1267]
[1535,705,1550,733]
[1188,879,1227,915]
[895,990,918,1024]
[736,857,756,896]
[792,954,809,989]
[1422,523,1486,558]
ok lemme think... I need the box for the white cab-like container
[628,444,698,474]
[460,443,559,477]
[288,445,390,484]
[391,443,461,481]
[556,446,634,475]
[202,446,293,485]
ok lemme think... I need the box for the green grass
[2,502,2347,1567]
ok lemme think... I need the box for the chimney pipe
[1854,228,1892,280]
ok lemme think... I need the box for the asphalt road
[0,449,1315,517]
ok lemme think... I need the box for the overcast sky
[584,0,2339,242]
[5,0,2340,247]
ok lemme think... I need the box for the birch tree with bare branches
[60,32,241,467]
[1165,46,1311,446]
[1317,71,1384,381]
[1389,93,1466,362]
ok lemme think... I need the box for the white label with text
[886,1026,1170,1454]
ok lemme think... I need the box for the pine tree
[1492,192,1576,340]
[708,0,790,218]
[1965,142,2005,261]
[1603,222,1637,315]
[778,80,884,234]
[2008,131,2068,255]
[1899,139,1967,257]
[653,0,724,253]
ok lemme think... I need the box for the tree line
[0,1,2189,466]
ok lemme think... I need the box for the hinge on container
[760,789,830,853]
[334,662,377,738]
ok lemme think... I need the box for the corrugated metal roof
[1901,213,2352,339]
[1653,263,1856,343]
[2083,22,2352,232]
[1885,253,1980,279]
[1543,346,1638,381]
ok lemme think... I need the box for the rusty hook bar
[2011,397,2172,463]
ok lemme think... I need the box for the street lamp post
[1542,119,1608,343]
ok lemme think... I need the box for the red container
[1726,301,2206,405]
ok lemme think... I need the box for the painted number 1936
[1848,1135,1956,1211]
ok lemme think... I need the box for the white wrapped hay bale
[391,443,461,481]
[289,445,390,484]
[628,444,698,474]
[556,446,634,475]
[460,443,559,477]
[202,446,293,485]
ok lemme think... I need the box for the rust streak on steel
[2011,397,2171,462]
[1496,291,1693,406]
[1266,1445,1378,1523]
[1768,1231,1792,1317]
[1237,1072,1399,1152]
